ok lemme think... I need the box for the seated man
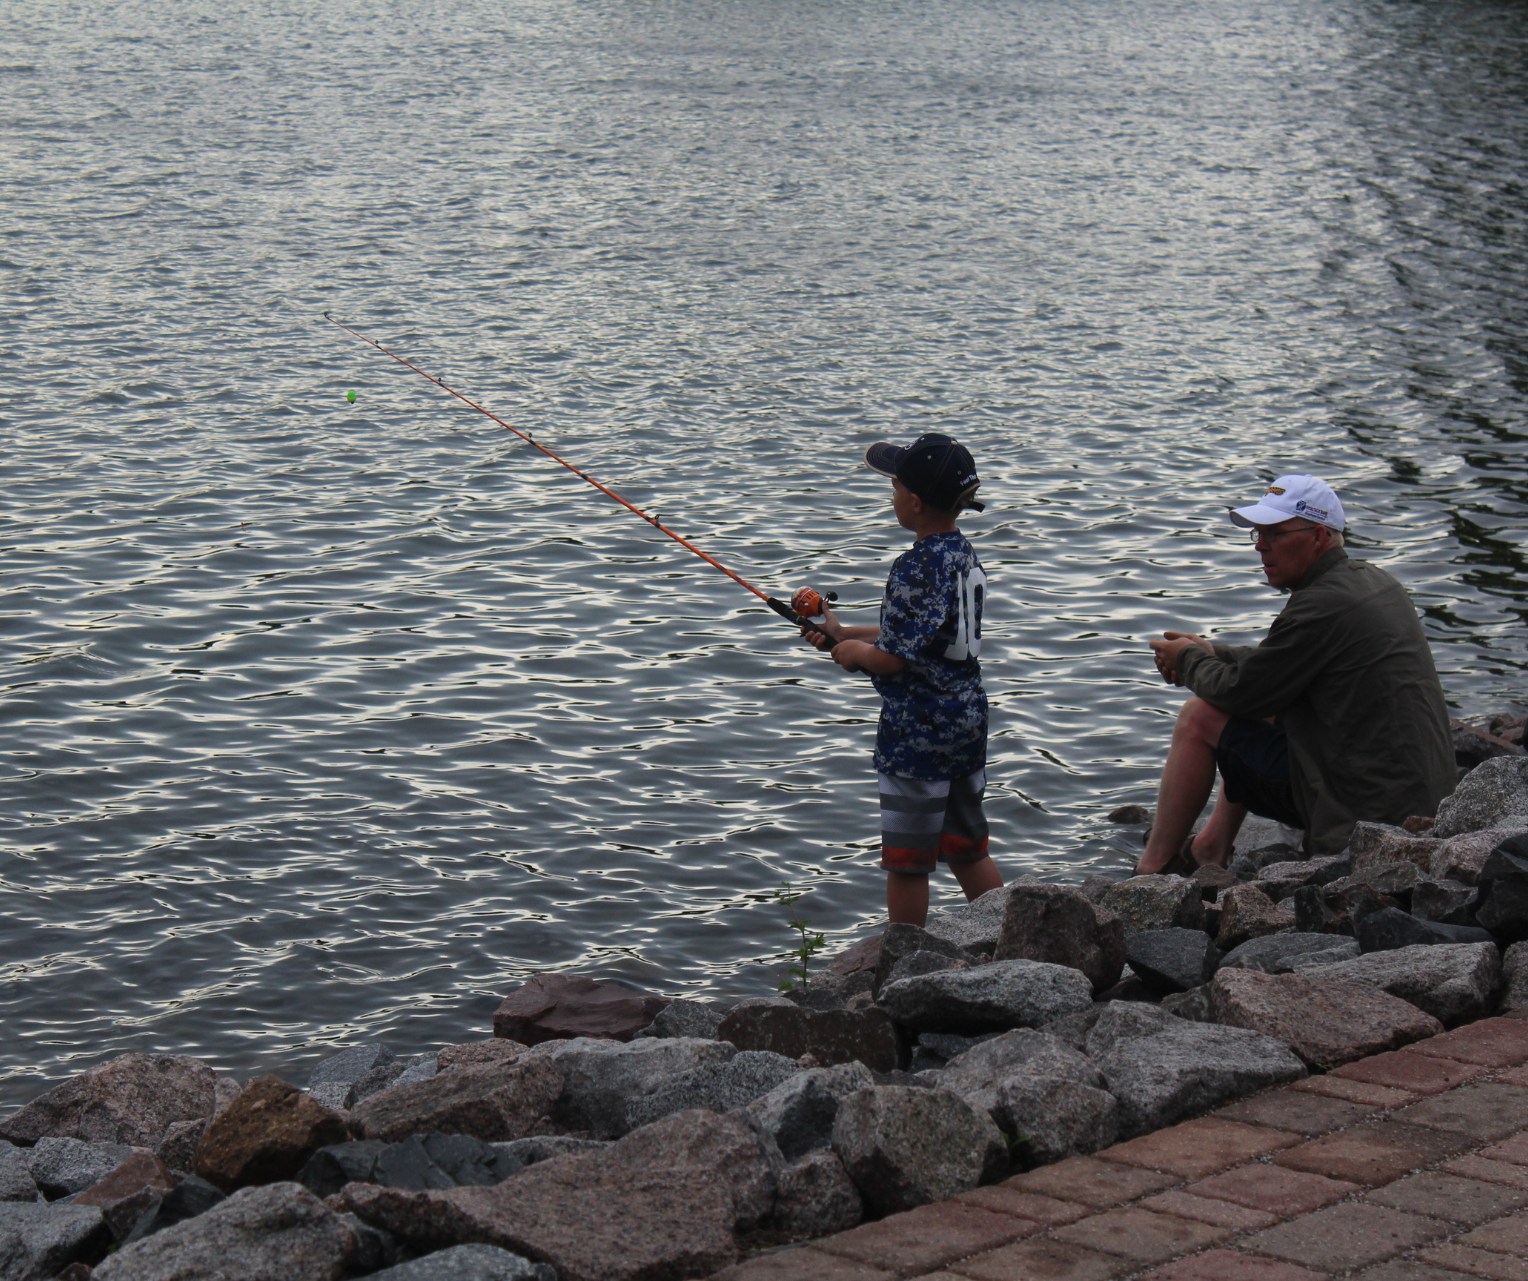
[1136,474,1455,874]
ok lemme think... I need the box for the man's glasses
[1250,523,1318,545]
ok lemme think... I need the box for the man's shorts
[879,769,990,875]
[1214,718,1304,829]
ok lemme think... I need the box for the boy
[803,432,1002,925]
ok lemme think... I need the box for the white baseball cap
[1228,475,1345,532]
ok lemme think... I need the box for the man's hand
[1151,631,1213,685]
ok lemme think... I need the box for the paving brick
[1099,1117,1302,1179]
[1365,1170,1528,1225]
[1442,1156,1528,1190]
[1290,1074,1418,1107]
[1217,1086,1380,1135]
[1272,1118,1475,1186]
[1408,1019,1528,1068]
[1416,1244,1528,1281]
[710,1246,896,1280]
[954,1185,1089,1226]
[1136,1249,1333,1281]
[1049,1205,1230,1265]
[1350,1263,1489,1281]
[1240,1202,1453,1271]
[1390,1083,1528,1142]
[1331,1049,1491,1095]
[1139,1190,1280,1231]
[1480,1132,1528,1167]
[1186,1163,1360,1216]
[1456,1207,1528,1256]
[814,1202,1027,1276]
[1004,1155,1178,1209]
[948,1237,1133,1281]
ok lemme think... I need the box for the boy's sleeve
[877,551,946,663]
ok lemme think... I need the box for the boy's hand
[800,606,840,651]
[831,639,869,672]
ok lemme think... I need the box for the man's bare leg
[1192,782,1248,868]
[1136,697,1232,874]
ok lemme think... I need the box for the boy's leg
[879,773,946,925]
[886,871,931,926]
[940,769,1000,903]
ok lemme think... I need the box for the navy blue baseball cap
[865,433,984,512]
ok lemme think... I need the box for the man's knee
[1174,697,1230,745]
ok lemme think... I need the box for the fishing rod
[324,313,836,638]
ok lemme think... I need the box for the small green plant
[773,881,827,994]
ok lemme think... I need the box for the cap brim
[1228,501,1291,528]
[864,442,904,479]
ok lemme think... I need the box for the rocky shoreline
[1,716,1524,1281]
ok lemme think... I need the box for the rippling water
[2,0,1525,1102]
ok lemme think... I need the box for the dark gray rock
[716,1003,903,1074]
[1475,835,1528,942]
[930,1029,1102,1118]
[633,998,725,1041]
[544,1036,735,1139]
[831,1086,1005,1216]
[373,1134,523,1192]
[307,1044,395,1111]
[117,1175,225,1246]
[0,1201,109,1281]
[93,1182,359,1281]
[623,1051,802,1131]
[768,1150,863,1240]
[880,950,969,991]
[493,1136,609,1167]
[877,959,1094,1034]
[739,1063,876,1160]
[1356,907,1495,952]
[1504,940,1528,1011]
[921,884,1019,954]
[154,1119,205,1175]
[993,882,1126,993]
[299,1141,390,1198]
[1098,876,1205,933]
[351,1056,565,1144]
[1431,828,1525,885]
[873,924,971,994]
[1228,842,1304,881]
[993,1076,1121,1165]
[1412,876,1483,926]
[28,1138,135,1199]
[0,1142,37,1204]
[1085,1002,1306,1136]
[1220,932,1362,974]
[1297,943,1502,1027]
[1124,928,1221,993]
[1160,985,1216,1022]
[367,1243,556,1281]
[1433,758,1528,838]
[0,1054,216,1149]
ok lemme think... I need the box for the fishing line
[325,313,822,634]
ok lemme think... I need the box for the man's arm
[1176,599,1332,719]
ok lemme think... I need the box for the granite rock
[633,999,726,1041]
[1,1054,216,1149]
[768,1150,863,1240]
[367,1243,556,1280]
[831,1086,1005,1216]
[1297,942,1502,1027]
[1220,932,1361,974]
[1098,876,1205,933]
[1474,834,1528,942]
[993,882,1126,992]
[1355,906,1495,953]
[623,1051,802,1131]
[1503,940,1528,1011]
[929,1028,1102,1117]
[0,1201,109,1281]
[1216,883,1296,951]
[91,1181,359,1281]
[1433,757,1528,838]
[1125,928,1221,993]
[544,1037,735,1138]
[873,924,971,993]
[27,1138,135,1199]
[993,1075,1121,1165]
[716,1003,902,1074]
[877,959,1094,1034]
[0,1142,37,1203]
[192,1076,350,1192]
[738,1062,876,1161]
[1209,968,1443,1070]
[922,884,1019,954]
[350,1057,564,1144]
[493,974,669,1046]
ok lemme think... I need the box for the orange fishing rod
[325,313,832,635]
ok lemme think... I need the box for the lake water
[2,0,1525,1103]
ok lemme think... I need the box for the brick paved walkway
[714,1013,1528,1281]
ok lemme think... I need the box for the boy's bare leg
[886,871,930,926]
[953,855,1002,902]
[1137,697,1232,874]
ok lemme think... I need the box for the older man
[1136,474,1454,874]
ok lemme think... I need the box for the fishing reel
[791,587,838,625]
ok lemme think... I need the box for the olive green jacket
[1178,547,1454,854]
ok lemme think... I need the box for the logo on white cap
[1228,475,1345,531]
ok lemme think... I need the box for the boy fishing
[802,433,1003,926]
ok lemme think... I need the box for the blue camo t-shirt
[870,530,988,781]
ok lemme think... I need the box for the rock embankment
[2,735,1526,1281]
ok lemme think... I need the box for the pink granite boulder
[493,974,669,1045]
